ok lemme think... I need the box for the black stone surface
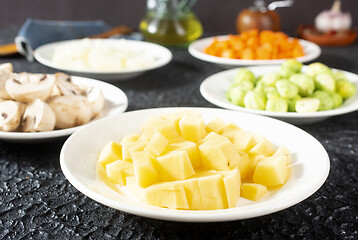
[0,26,358,240]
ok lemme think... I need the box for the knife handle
[0,25,134,56]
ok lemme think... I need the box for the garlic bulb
[315,0,352,33]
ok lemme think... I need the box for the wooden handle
[0,25,134,56]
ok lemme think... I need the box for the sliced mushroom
[84,86,105,118]
[0,63,13,99]
[47,95,92,129]
[0,100,24,131]
[6,73,55,102]
[54,72,82,96]
[22,99,56,132]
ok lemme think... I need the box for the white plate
[60,107,330,222]
[34,39,172,81]
[200,66,358,125]
[189,35,321,68]
[0,76,128,142]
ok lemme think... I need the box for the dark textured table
[0,26,357,240]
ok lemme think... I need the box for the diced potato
[131,151,160,188]
[237,151,252,180]
[232,130,256,152]
[143,181,189,209]
[249,154,265,168]
[120,133,140,145]
[241,183,268,201]
[120,133,141,162]
[221,123,242,141]
[144,132,169,158]
[142,115,179,140]
[179,115,207,142]
[249,138,276,157]
[155,151,195,181]
[199,132,240,170]
[162,110,201,135]
[272,146,291,165]
[180,178,202,210]
[253,155,289,187]
[197,173,228,210]
[206,118,227,134]
[128,137,149,160]
[98,141,122,166]
[106,160,134,185]
[219,168,241,208]
[166,140,201,168]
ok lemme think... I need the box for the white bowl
[0,76,128,142]
[34,39,172,81]
[200,65,358,125]
[60,107,330,222]
[189,35,321,68]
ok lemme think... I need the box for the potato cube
[143,181,189,209]
[199,132,240,170]
[179,115,207,142]
[219,168,241,208]
[197,173,228,210]
[206,118,227,134]
[253,155,289,187]
[120,133,140,145]
[142,115,179,140]
[272,146,291,165]
[237,151,252,180]
[162,110,201,135]
[249,138,276,157]
[155,151,195,181]
[221,123,242,141]
[166,140,201,168]
[98,141,122,166]
[131,151,160,188]
[242,183,268,201]
[144,132,169,158]
[180,178,202,210]
[105,160,134,185]
[232,131,256,152]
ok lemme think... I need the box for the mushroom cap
[5,73,55,102]
[86,86,105,118]
[0,100,23,131]
[54,72,82,96]
[0,63,13,99]
[22,99,56,132]
[47,95,92,129]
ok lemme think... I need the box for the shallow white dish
[34,39,172,81]
[0,76,128,142]
[189,35,321,68]
[200,66,358,125]
[60,107,330,222]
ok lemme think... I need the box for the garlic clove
[0,100,24,131]
[47,95,92,129]
[5,73,55,102]
[0,63,13,99]
[22,99,56,132]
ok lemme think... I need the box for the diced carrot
[241,48,255,60]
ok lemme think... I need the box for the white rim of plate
[188,35,321,66]
[60,107,330,222]
[34,39,172,74]
[200,66,358,119]
[0,76,128,140]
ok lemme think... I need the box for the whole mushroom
[6,73,55,102]
[47,95,92,129]
[22,99,56,132]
